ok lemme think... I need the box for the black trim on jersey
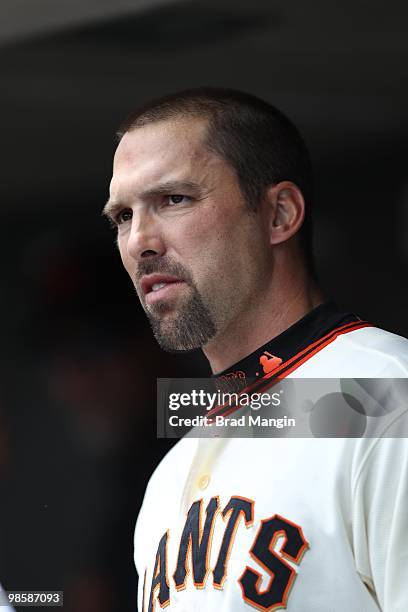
[212,302,361,392]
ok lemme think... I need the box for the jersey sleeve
[352,426,408,611]
[0,584,14,611]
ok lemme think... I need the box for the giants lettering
[213,496,254,588]
[239,515,309,611]
[148,531,170,612]
[173,496,219,589]
[145,497,309,611]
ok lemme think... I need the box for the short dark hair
[118,87,314,271]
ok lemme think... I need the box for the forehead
[114,116,209,164]
[114,117,208,175]
[110,117,237,200]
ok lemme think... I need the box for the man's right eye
[116,209,132,224]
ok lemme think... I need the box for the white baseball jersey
[134,303,408,611]
[0,585,13,611]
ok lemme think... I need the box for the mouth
[140,273,186,305]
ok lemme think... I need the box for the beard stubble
[137,257,217,352]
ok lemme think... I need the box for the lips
[140,273,184,296]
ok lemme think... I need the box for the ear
[266,181,305,245]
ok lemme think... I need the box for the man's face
[107,117,271,352]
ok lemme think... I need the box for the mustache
[135,257,192,285]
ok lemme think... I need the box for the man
[104,89,408,611]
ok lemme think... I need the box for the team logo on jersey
[258,352,283,375]
[143,496,309,611]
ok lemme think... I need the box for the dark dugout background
[0,1,407,610]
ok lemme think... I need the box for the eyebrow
[102,180,205,219]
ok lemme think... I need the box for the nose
[126,210,165,261]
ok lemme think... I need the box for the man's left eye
[168,195,188,205]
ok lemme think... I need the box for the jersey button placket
[198,474,210,490]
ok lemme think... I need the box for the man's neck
[203,277,324,374]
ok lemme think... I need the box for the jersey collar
[212,302,364,393]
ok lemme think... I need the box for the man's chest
[135,438,379,611]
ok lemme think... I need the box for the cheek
[176,217,225,261]
[198,220,264,289]
[117,238,133,278]
[183,225,238,287]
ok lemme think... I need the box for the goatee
[147,287,216,352]
[136,256,217,351]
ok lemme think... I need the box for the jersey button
[198,474,210,490]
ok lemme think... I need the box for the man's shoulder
[143,438,198,497]
[343,324,408,351]
[339,325,408,371]
[134,437,198,562]
[295,325,408,377]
